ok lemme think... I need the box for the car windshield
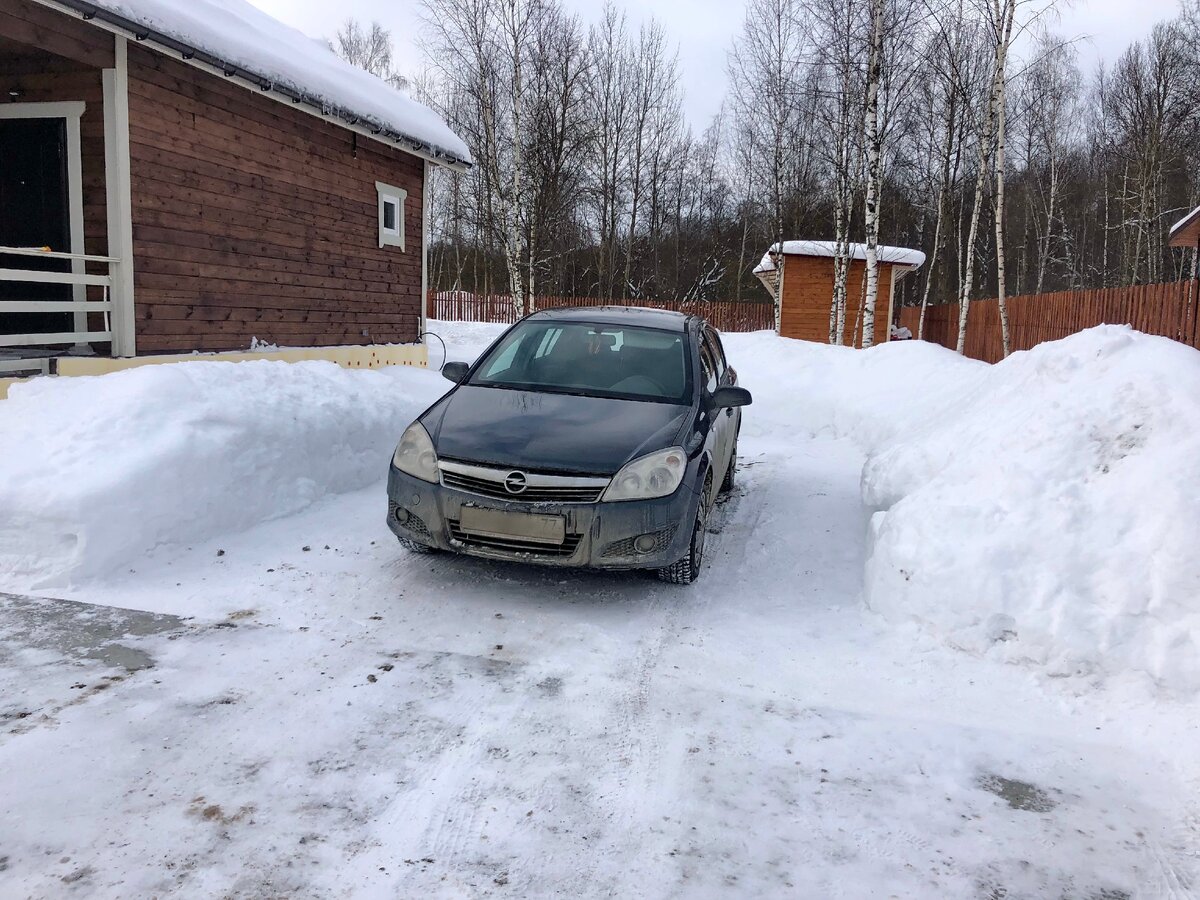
[468,320,692,404]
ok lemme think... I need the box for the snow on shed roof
[61,0,471,167]
[1169,205,1200,248]
[753,241,926,274]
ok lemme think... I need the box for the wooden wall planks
[125,43,426,354]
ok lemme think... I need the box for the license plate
[459,507,566,545]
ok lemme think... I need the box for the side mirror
[441,361,470,384]
[711,386,752,409]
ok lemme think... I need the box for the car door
[704,327,740,441]
[698,335,731,498]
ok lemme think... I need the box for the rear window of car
[470,321,693,404]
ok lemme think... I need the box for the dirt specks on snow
[188,797,255,827]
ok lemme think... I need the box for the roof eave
[36,0,472,172]
[773,244,926,271]
[1169,207,1200,249]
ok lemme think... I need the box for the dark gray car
[386,306,750,583]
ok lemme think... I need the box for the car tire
[396,536,437,554]
[657,496,708,585]
[720,442,737,494]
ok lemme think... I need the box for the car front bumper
[386,465,700,570]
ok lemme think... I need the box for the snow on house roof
[1169,205,1200,248]
[64,0,471,167]
[753,241,926,274]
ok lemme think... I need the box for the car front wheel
[657,496,707,585]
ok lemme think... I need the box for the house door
[0,117,72,337]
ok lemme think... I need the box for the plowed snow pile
[720,323,1200,692]
[0,360,445,587]
[856,326,1200,693]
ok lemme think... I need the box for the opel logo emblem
[504,471,528,494]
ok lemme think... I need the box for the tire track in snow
[340,539,695,893]
[387,457,773,895]
[567,450,779,894]
[1142,771,1200,900]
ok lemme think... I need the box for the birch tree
[986,0,1017,357]
[332,19,409,89]
[810,0,864,345]
[416,0,1200,318]
[623,23,680,298]
[1016,35,1080,294]
[587,5,635,300]
[915,16,969,338]
[729,0,806,331]
[953,0,1005,353]
[1098,24,1194,285]
[421,0,532,314]
[859,0,886,347]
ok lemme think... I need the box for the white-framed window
[375,181,407,250]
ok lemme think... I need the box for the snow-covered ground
[0,321,1198,898]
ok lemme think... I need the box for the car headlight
[392,422,439,483]
[602,447,688,502]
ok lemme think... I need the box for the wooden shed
[0,0,470,381]
[1170,205,1200,254]
[754,241,925,346]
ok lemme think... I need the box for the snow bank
[425,318,505,365]
[0,360,445,588]
[859,327,1200,693]
[729,325,1200,693]
[723,329,987,450]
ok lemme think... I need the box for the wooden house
[754,241,925,346]
[0,0,470,382]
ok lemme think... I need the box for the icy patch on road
[0,359,446,587]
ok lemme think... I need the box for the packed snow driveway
[0,323,1198,898]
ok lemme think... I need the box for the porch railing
[0,246,120,348]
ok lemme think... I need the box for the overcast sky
[249,0,1184,127]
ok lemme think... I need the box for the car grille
[601,524,678,559]
[448,520,583,558]
[442,471,604,503]
[439,460,609,504]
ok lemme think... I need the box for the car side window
[699,342,718,395]
[703,329,727,383]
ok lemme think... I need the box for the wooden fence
[898,281,1199,363]
[427,292,776,333]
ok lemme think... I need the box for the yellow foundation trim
[0,377,29,400]
[1,342,428,399]
[57,342,428,376]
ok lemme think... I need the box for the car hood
[423,385,691,475]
